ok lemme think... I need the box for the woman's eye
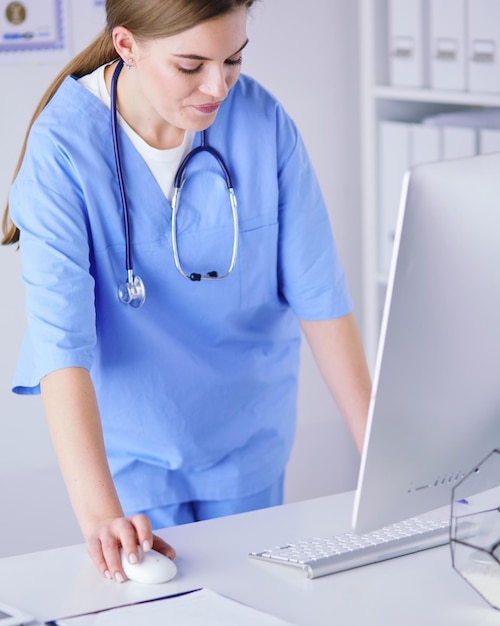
[225,56,243,67]
[178,64,203,75]
[178,56,242,75]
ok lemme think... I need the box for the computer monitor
[353,152,500,534]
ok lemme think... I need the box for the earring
[124,58,134,70]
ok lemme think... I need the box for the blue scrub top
[9,73,352,511]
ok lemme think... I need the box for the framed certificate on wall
[0,0,70,63]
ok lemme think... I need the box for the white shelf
[359,0,500,368]
[373,85,500,107]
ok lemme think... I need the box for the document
[49,588,296,626]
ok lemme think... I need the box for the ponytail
[2,30,117,245]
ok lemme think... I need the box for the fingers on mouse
[120,547,177,584]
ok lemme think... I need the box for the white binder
[410,123,441,165]
[429,0,467,90]
[379,120,444,275]
[379,121,410,274]
[442,126,477,159]
[388,0,429,87]
[467,0,500,93]
[479,128,500,153]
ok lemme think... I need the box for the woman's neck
[105,61,185,150]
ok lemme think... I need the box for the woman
[2,0,371,583]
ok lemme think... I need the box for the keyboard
[249,516,450,579]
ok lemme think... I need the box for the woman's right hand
[40,369,176,582]
[86,514,176,583]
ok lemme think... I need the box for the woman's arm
[299,313,372,454]
[40,367,175,582]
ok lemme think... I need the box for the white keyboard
[249,516,450,579]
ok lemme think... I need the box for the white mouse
[120,547,177,584]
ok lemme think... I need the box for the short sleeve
[275,111,352,320]
[9,172,96,394]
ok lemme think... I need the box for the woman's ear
[112,26,136,64]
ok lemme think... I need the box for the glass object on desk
[450,448,500,610]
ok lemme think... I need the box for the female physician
[1,0,371,583]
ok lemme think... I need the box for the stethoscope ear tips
[118,275,146,308]
[188,270,219,281]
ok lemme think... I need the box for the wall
[244,1,363,504]
[0,0,362,557]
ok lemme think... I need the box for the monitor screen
[353,152,500,534]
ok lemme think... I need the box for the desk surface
[0,491,499,626]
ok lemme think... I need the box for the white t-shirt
[79,64,194,201]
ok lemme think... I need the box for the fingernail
[104,570,112,580]
[129,553,138,565]
[115,572,125,583]
[143,540,151,552]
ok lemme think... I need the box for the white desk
[0,491,499,626]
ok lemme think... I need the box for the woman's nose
[199,66,230,100]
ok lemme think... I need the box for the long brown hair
[2,0,255,245]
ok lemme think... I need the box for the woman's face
[120,7,248,138]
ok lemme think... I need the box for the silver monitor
[353,152,500,534]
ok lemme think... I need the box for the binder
[467,0,500,93]
[479,128,500,153]
[378,121,442,275]
[378,121,410,274]
[410,123,441,165]
[429,0,467,90]
[388,0,429,87]
[378,119,476,278]
[441,126,477,159]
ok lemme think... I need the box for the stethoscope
[110,59,239,308]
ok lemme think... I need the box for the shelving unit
[359,0,500,367]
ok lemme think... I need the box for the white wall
[245,1,362,503]
[0,1,362,557]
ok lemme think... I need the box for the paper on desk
[53,588,296,626]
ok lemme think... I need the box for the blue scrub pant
[139,474,285,530]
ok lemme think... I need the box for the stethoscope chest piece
[118,272,146,308]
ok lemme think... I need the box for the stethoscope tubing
[110,59,133,276]
[111,58,239,304]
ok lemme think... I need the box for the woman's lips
[192,102,222,114]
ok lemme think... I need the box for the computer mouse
[120,547,177,584]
